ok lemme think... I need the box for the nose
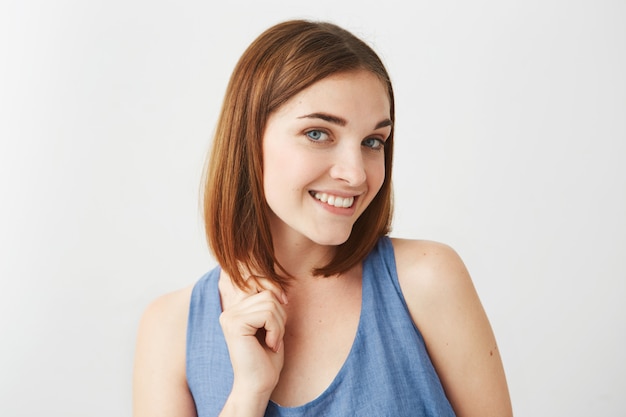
[329,145,367,186]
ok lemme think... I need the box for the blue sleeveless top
[187,237,455,416]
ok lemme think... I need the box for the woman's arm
[132,275,287,417]
[132,287,197,417]
[393,238,513,417]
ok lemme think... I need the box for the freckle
[490,350,493,356]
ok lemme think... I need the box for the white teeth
[313,192,355,208]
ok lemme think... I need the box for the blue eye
[363,137,385,150]
[306,130,328,142]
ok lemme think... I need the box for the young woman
[133,20,513,417]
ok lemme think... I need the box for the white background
[1,0,624,416]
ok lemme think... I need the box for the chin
[310,231,352,247]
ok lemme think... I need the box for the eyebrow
[298,112,393,130]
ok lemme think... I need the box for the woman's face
[262,70,391,248]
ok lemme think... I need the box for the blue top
[187,237,456,416]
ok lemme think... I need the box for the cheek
[368,159,386,193]
[263,143,304,196]
[263,155,283,197]
[264,143,316,184]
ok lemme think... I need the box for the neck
[272,237,337,281]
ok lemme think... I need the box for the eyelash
[305,129,329,142]
[362,137,386,150]
[304,129,386,151]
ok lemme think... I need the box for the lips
[311,191,355,208]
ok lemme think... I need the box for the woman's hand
[218,276,288,415]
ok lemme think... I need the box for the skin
[132,70,513,417]
[262,70,389,251]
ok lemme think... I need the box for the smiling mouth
[310,191,355,208]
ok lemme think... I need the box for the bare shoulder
[135,286,194,356]
[139,286,194,331]
[391,238,467,289]
[133,286,197,417]
[390,238,475,316]
[390,237,513,417]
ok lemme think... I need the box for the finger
[264,325,284,353]
[258,304,285,352]
[231,289,287,323]
[245,276,288,305]
[226,305,286,352]
[221,295,287,341]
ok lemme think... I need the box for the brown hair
[202,19,395,289]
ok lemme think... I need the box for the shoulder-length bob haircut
[203,19,395,289]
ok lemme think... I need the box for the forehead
[273,70,391,121]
